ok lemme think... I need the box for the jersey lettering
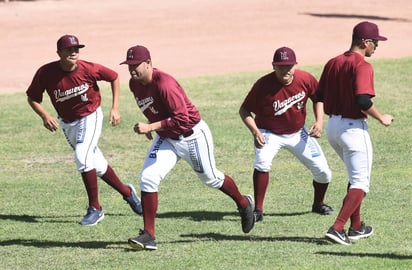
[273,90,305,116]
[54,83,89,103]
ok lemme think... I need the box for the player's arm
[239,106,265,148]
[308,101,324,138]
[27,96,59,132]
[356,94,394,126]
[109,77,121,126]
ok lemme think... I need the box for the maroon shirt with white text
[129,68,201,138]
[26,60,118,122]
[241,69,318,134]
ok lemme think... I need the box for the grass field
[1,58,411,269]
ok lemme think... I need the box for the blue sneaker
[80,206,104,226]
[124,184,143,215]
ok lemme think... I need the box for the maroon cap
[57,35,85,50]
[120,45,151,65]
[272,47,297,66]
[353,21,387,41]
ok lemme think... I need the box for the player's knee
[313,169,332,184]
[139,179,159,193]
[254,163,271,172]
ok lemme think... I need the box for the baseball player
[239,47,335,223]
[26,34,142,226]
[318,22,394,245]
[120,45,255,250]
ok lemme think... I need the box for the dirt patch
[1,0,411,93]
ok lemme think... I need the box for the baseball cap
[352,21,387,41]
[57,35,85,50]
[120,45,151,65]
[272,47,297,66]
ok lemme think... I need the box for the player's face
[273,64,296,86]
[364,39,378,57]
[57,47,80,65]
[129,61,151,85]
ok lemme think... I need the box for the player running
[26,35,142,226]
[318,22,394,245]
[239,47,335,222]
[120,45,255,250]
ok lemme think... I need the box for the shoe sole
[80,212,105,226]
[325,232,351,246]
[128,239,157,250]
[348,229,373,240]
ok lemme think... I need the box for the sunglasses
[364,39,379,47]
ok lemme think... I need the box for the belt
[170,129,194,140]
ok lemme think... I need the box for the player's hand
[380,114,394,126]
[309,123,323,138]
[145,133,153,140]
[254,132,266,149]
[134,122,151,134]
[42,116,59,132]
[109,109,120,126]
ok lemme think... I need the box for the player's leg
[338,119,372,230]
[288,128,334,214]
[60,109,103,225]
[175,120,255,233]
[129,136,178,250]
[253,130,281,221]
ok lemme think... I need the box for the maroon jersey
[318,51,375,119]
[241,69,318,135]
[26,60,118,122]
[129,68,201,138]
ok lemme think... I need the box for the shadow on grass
[0,213,129,223]
[316,251,412,260]
[156,210,309,221]
[178,232,329,245]
[0,239,126,249]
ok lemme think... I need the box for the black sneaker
[239,195,255,233]
[312,204,336,215]
[348,223,373,240]
[325,226,351,245]
[254,208,263,222]
[128,229,157,250]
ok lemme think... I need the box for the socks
[100,165,131,197]
[333,188,365,231]
[81,169,100,210]
[219,175,248,209]
[312,180,329,207]
[253,169,269,212]
[141,191,158,237]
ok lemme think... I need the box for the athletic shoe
[325,226,351,245]
[254,208,263,222]
[239,195,255,233]
[124,184,143,215]
[79,206,104,226]
[348,223,373,240]
[128,229,157,250]
[312,204,336,215]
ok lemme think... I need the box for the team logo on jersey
[273,90,305,116]
[54,83,89,102]
[136,96,158,114]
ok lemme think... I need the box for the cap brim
[272,61,297,66]
[119,60,143,65]
[376,35,387,41]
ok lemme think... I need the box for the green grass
[1,58,412,269]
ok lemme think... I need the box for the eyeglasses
[364,39,379,47]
